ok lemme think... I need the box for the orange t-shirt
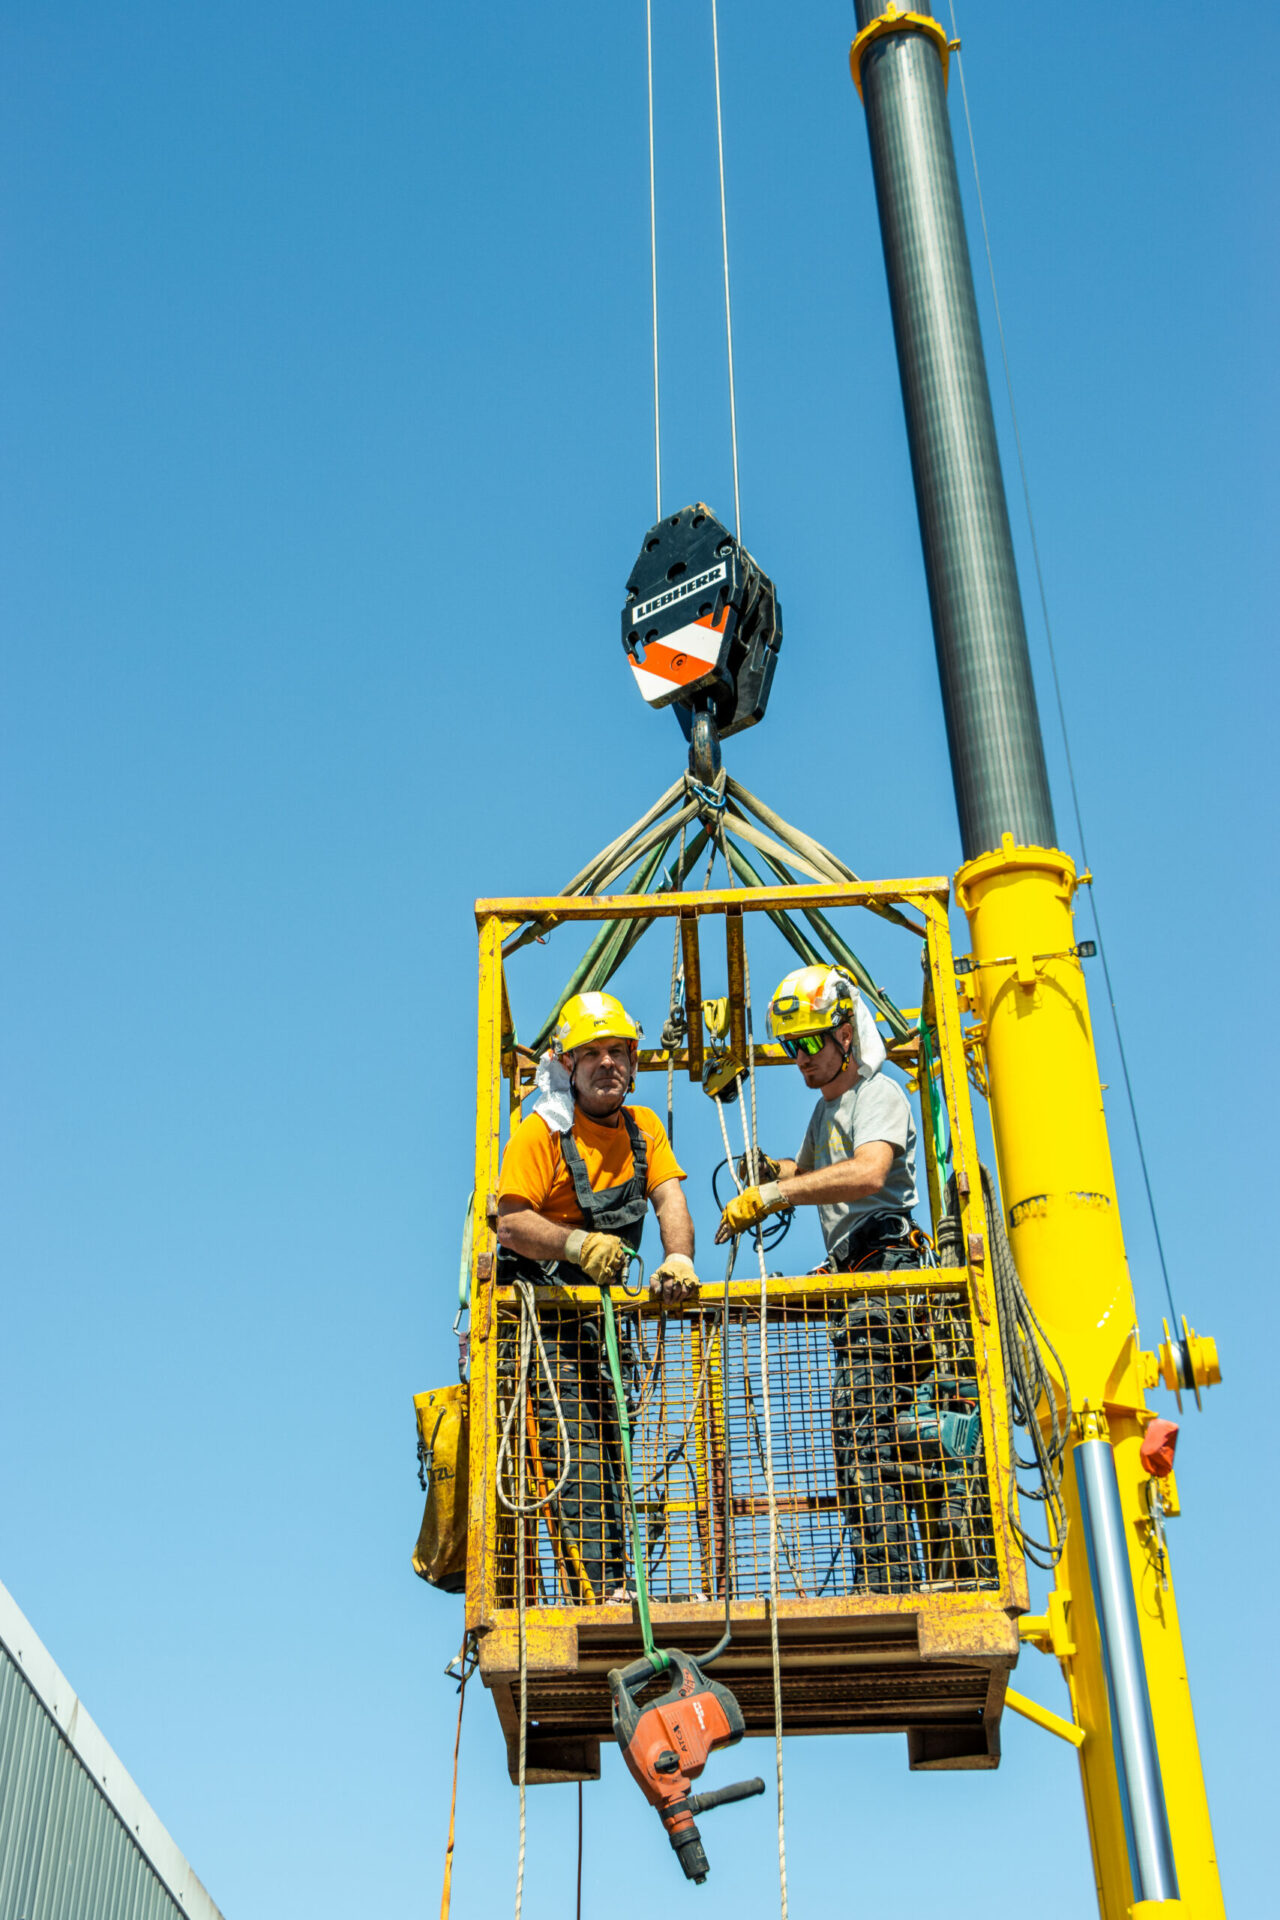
[498,1105,685,1227]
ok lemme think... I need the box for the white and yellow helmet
[767,965,857,1046]
[552,991,642,1058]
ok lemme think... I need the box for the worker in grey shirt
[715,963,922,1271]
[714,963,925,1592]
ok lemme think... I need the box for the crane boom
[848,7,1224,1917]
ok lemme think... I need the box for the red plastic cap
[1140,1418,1179,1478]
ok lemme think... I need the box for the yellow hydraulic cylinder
[956,843,1224,1920]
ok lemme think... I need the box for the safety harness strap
[558,1109,649,1247]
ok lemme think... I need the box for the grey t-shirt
[795,1069,918,1260]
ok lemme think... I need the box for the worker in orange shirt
[496,990,699,1598]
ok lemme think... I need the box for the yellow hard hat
[552,991,641,1057]
[767,965,856,1043]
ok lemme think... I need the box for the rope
[712,814,788,1912]
[494,1280,576,1920]
[946,2,1180,1335]
[515,1358,528,1920]
[576,1781,583,1920]
[495,1281,572,1518]
[709,0,741,539]
[600,1275,667,1669]
[439,1632,477,1920]
[664,818,688,1143]
[740,945,789,1917]
[646,0,662,522]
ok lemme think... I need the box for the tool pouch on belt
[412,1384,469,1592]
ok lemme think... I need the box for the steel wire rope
[646,0,662,520]
[946,2,1180,1335]
[709,0,742,537]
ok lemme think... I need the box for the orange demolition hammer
[608,1649,765,1885]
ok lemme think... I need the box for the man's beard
[572,1072,627,1118]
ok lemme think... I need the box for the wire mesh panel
[493,1279,998,1609]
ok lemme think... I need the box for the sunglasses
[779,1032,830,1060]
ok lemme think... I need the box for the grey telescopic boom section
[852,3,1055,859]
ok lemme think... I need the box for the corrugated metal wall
[0,1644,185,1920]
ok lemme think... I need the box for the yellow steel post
[465,912,506,1636]
[956,841,1223,1920]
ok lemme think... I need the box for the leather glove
[649,1253,699,1306]
[564,1229,629,1285]
[715,1181,787,1245]
[735,1150,781,1187]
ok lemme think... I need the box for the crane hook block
[621,503,782,743]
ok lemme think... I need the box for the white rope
[496,1280,572,1920]
[646,0,662,522]
[739,949,788,1917]
[709,879,787,1914]
[495,1281,571,1515]
[709,0,742,540]
[515,1329,529,1920]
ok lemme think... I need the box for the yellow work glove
[649,1253,699,1306]
[715,1180,787,1245]
[563,1229,629,1285]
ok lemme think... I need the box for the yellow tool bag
[412,1384,469,1592]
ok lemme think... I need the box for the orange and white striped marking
[627,607,729,706]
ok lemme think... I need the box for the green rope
[919,1024,952,1191]
[458,1192,474,1308]
[599,1270,666,1672]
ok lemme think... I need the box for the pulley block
[621,503,782,744]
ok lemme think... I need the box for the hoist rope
[946,2,1180,1336]
[645,0,662,521]
[709,0,742,539]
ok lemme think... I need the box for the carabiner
[622,1249,646,1298]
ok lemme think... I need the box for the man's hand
[564,1229,629,1285]
[649,1253,699,1306]
[734,1150,781,1187]
[715,1181,787,1244]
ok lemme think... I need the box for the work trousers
[830,1234,923,1594]
[522,1311,628,1603]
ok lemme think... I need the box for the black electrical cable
[948,1167,1071,1569]
[710,1157,793,1252]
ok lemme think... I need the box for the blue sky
[1,3,1275,1915]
